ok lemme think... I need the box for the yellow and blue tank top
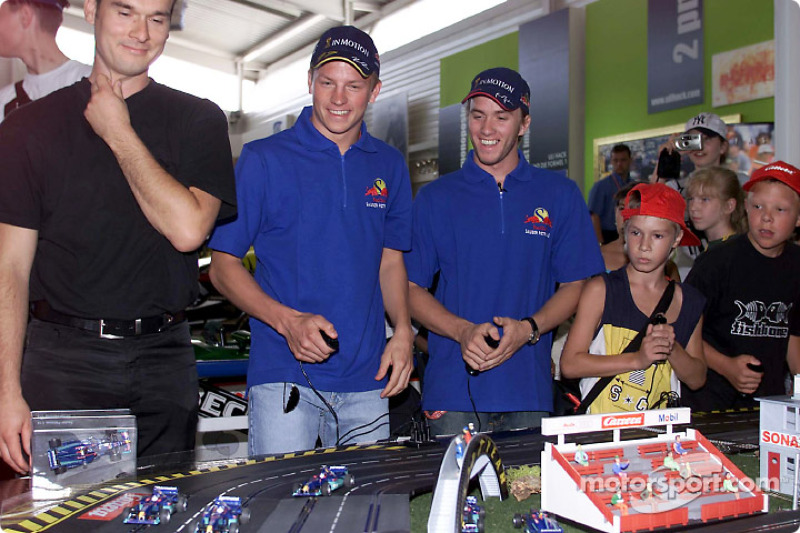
[580,268,704,414]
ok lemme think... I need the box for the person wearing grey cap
[650,112,731,279]
[651,112,730,193]
[404,67,603,434]
[208,25,414,455]
[0,0,91,122]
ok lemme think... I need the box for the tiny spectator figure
[672,435,689,456]
[611,490,628,516]
[612,455,630,481]
[640,480,658,512]
[679,461,694,480]
[574,444,589,467]
[663,451,680,472]
[462,423,475,444]
[722,472,739,499]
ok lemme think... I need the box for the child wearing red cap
[561,183,707,413]
[682,161,800,411]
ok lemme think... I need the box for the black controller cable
[464,334,499,434]
[466,377,481,434]
[294,330,343,445]
[298,361,341,446]
[338,413,391,445]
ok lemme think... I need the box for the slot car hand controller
[741,361,764,398]
[746,362,765,373]
[466,335,499,376]
[320,330,339,352]
[651,313,669,365]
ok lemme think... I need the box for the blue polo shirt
[588,172,630,232]
[405,151,603,412]
[208,106,412,392]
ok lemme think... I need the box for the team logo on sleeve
[365,178,388,209]
[524,207,552,238]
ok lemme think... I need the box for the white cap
[757,144,775,154]
[684,112,727,139]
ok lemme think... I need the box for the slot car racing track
[1,409,774,533]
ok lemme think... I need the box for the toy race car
[461,495,485,532]
[512,509,563,533]
[123,486,188,525]
[193,496,250,533]
[47,430,132,474]
[292,465,355,497]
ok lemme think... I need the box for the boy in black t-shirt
[683,161,800,411]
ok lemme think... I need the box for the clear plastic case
[31,409,137,500]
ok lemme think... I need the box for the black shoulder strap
[4,81,33,118]
[575,280,675,415]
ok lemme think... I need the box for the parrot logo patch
[365,178,388,209]
[524,207,552,238]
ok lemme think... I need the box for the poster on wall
[519,10,570,175]
[647,0,704,113]
[371,92,409,161]
[590,116,783,189]
[712,40,775,107]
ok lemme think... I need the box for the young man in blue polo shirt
[405,67,604,435]
[208,26,414,455]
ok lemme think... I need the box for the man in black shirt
[0,0,235,473]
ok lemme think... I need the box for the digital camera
[674,133,703,151]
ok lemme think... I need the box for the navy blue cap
[461,67,530,115]
[310,25,380,78]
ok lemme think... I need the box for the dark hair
[7,0,63,35]
[611,144,632,158]
[613,180,640,205]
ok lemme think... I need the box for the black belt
[30,300,186,339]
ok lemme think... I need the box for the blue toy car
[461,495,485,532]
[123,486,188,525]
[292,465,355,497]
[47,430,132,474]
[193,496,250,533]
[512,509,563,533]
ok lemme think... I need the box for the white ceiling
[60,0,415,80]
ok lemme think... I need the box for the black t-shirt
[0,79,236,319]
[683,234,800,410]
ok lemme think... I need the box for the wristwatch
[520,317,540,345]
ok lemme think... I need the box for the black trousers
[22,318,198,458]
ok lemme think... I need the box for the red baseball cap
[621,183,701,247]
[743,161,800,197]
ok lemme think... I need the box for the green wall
[440,34,519,107]
[584,0,775,191]
[436,1,774,192]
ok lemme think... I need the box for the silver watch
[520,317,540,345]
